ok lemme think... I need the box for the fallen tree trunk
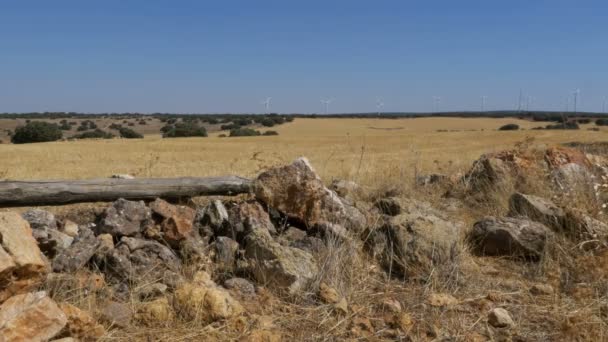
[0,176,252,207]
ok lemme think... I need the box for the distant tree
[73,129,114,139]
[498,124,519,131]
[596,118,608,126]
[118,127,143,139]
[262,130,279,136]
[162,122,207,138]
[229,127,261,137]
[11,122,63,144]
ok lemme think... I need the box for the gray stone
[488,308,514,328]
[223,201,276,242]
[201,200,230,231]
[100,301,132,328]
[98,198,152,237]
[367,200,460,278]
[52,227,100,273]
[214,236,239,270]
[22,209,57,231]
[223,277,256,297]
[245,228,318,294]
[468,217,551,260]
[509,193,565,231]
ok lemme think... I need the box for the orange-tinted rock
[0,292,67,341]
[59,303,105,341]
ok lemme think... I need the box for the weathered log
[0,177,252,207]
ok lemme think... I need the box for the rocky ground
[1,144,608,341]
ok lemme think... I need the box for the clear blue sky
[1,0,607,113]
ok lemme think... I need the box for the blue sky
[1,0,607,113]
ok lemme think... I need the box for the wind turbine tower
[376,97,384,116]
[573,89,580,116]
[481,96,488,112]
[432,96,441,113]
[261,97,272,114]
[320,98,334,115]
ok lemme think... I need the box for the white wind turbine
[320,98,334,115]
[573,89,580,115]
[260,97,272,114]
[376,97,384,116]
[481,96,488,111]
[432,96,441,112]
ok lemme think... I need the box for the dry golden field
[0,117,604,185]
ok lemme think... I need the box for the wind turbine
[526,96,533,111]
[481,96,488,112]
[432,96,441,112]
[320,98,334,115]
[573,89,580,115]
[603,96,606,113]
[375,97,384,116]
[260,97,272,114]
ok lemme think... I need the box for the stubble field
[0,117,605,187]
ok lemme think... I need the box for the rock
[111,174,135,179]
[223,278,256,297]
[415,173,447,186]
[99,301,132,328]
[465,153,517,192]
[329,179,361,202]
[563,210,608,246]
[366,200,460,278]
[282,227,307,241]
[428,293,459,307]
[149,198,196,246]
[509,193,565,231]
[59,303,105,340]
[53,227,100,273]
[98,198,152,237]
[214,236,239,270]
[0,212,49,303]
[0,292,67,341]
[105,237,181,286]
[319,282,340,304]
[488,308,515,328]
[22,209,57,231]
[136,297,174,326]
[61,220,79,238]
[200,200,230,232]
[174,280,243,322]
[223,201,276,242]
[245,228,318,294]
[254,157,366,232]
[375,197,402,216]
[22,209,73,258]
[468,217,551,260]
[136,283,168,301]
[290,236,327,255]
[529,284,554,296]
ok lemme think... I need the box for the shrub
[118,127,143,139]
[498,124,519,131]
[11,122,63,144]
[162,122,207,138]
[73,129,114,139]
[218,133,227,137]
[545,122,579,130]
[229,128,261,137]
[596,118,608,126]
[59,122,71,130]
[259,118,276,127]
[263,130,279,136]
[109,123,123,130]
[577,118,591,124]
[221,123,241,131]
[139,120,147,125]
[207,118,219,125]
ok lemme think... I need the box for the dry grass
[3,117,608,340]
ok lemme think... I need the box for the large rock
[468,217,551,260]
[199,200,230,234]
[563,210,608,248]
[98,198,152,237]
[214,236,239,271]
[59,303,105,340]
[223,201,276,242]
[254,158,366,232]
[0,292,67,341]
[366,199,460,278]
[52,227,100,273]
[173,272,243,322]
[149,198,196,246]
[245,228,318,294]
[22,209,73,258]
[508,193,565,231]
[0,213,48,303]
[105,237,181,286]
